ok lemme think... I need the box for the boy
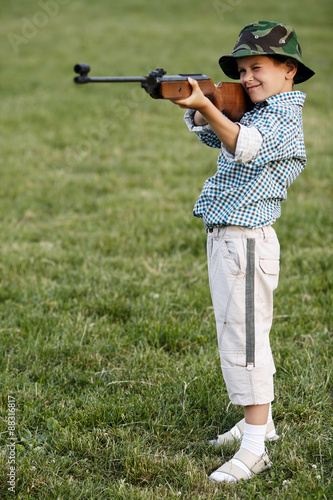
[172,21,314,482]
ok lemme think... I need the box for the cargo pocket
[259,257,280,276]
[258,257,280,299]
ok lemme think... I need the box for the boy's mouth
[247,84,261,92]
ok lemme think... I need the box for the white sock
[267,403,273,424]
[240,422,267,457]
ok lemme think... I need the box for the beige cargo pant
[207,225,280,406]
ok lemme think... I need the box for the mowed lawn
[0,0,332,498]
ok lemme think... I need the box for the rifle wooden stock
[160,79,252,122]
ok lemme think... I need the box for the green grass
[0,0,332,498]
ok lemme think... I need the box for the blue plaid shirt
[186,91,307,228]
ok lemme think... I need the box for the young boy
[172,21,314,482]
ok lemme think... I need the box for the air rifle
[73,64,252,122]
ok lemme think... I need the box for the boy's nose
[243,71,254,83]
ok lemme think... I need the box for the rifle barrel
[74,76,147,84]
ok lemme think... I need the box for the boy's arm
[193,111,208,127]
[173,77,240,154]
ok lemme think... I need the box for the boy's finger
[170,98,187,107]
[187,77,198,88]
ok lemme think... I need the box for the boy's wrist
[194,97,215,125]
[197,97,213,116]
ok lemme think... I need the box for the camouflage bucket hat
[219,21,315,84]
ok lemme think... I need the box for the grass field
[0,0,332,498]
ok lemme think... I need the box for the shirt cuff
[184,109,213,134]
[234,124,263,163]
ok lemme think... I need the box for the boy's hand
[172,77,211,111]
[173,76,239,153]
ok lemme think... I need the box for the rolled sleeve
[234,124,263,163]
[184,109,213,134]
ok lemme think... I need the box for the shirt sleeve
[184,109,221,149]
[233,124,263,163]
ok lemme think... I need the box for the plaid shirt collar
[254,91,306,109]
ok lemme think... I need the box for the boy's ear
[285,58,298,81]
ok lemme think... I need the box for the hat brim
[219,53,315,84]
